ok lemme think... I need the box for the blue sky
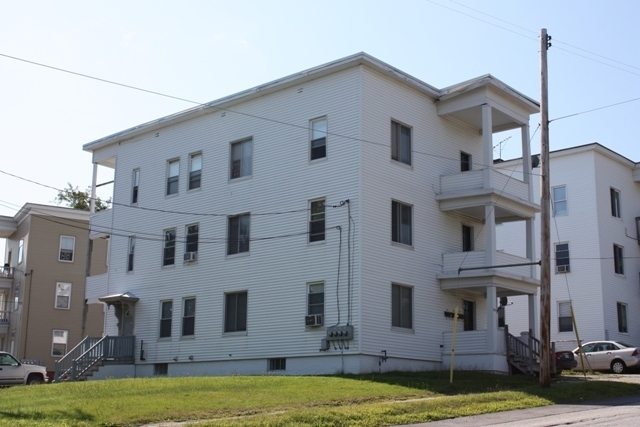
[1,0,639,219]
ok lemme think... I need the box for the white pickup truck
[0,351,48,385]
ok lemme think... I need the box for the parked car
[554,350,577,373]
[0,351,47,385]
[572,341,640,374]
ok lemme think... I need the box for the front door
[463,300,475,331]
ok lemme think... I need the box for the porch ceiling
[436,191,539,222]
[437,271,539,297]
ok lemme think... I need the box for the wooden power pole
[539,28,552,388]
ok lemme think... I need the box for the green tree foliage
[54,183,111,212]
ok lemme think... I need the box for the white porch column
[521,125,532,187]
[485,205,496,266]
[486,285,498,352]
[482,104,493,188]
[528,294,537,337]
[90,162,98,214]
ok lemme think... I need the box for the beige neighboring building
[0,203,105,376]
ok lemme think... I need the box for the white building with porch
[68,53,540,380]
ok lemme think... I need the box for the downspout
[22,269,33,359]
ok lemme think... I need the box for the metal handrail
[55,335,135,382]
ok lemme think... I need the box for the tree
[54,183,111,212]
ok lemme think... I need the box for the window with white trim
[555,242,570,273]
[159,300,172,338]
[52,329,68,356]
[310,117,327,160]
[18,239,23,264]
[163,229,176,266]
[55,282,72,309]
[227,214,250,255]
[392,201,412,246]
[461,152,471,172]
[307,282,324,316]
[185,224,199,261]
[59,236,75,262]
[230,139,252,179]
[617,302,628,333]
[189,153,202,190]
[614,244,624,275]
[225,291,247,333]
[182,298,195,337]
[127,236,135,272]
[391,283,412,329]
[13,283,20,311]
[132,169,140,204]
[558,301,573,332]
[391,121,411,165]
[166,159,180,195]
[552,185,567,216]
[610,188,621,218]
[309,199,325,242]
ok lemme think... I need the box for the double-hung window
[14,283,20,311]
[189,153,202,190]
[185,224,199,261]
[391,283,412,329]
[617,302,628,333]
[310,117,327,160]
[132,169,140,204]
[552,186,567,216]
[307,282,324,316]
[614,244,624,275]
[555,242,570,273]
[18,239,24,264]
[163,229,176,266]
[225,291,248,333]
[52,330,68,356]
[55,282,72,309]
[309,199,325,242]
[392,201,412,246]
[558,301,573,332]
[227,214,250,255]
[167,159,180,195]
[391,121,411,165]
[230,139,252,179]
[182,298,195,337]
[159,300,172,338]
[610,188,621,218]
[127,236,135,272]
[460,152,471,172]
[462,225,473,252]
[59,236,75,262]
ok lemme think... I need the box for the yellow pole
[571,305,588,378]
[449,306,459,384]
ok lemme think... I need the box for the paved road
[400,375,640,427]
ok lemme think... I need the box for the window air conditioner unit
[305,314,323,327]
[556,265,570,273]
[184,252,197,262]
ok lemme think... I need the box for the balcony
[0,266,12,290]
[90,209,112,239]
[438,250,539,296]
[436,169,539,223]
[0,310,9,334]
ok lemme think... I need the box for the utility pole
[539,28,552,388]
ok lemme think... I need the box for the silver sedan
[573,341,640,374]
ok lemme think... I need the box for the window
[227,214,250,255]
[189,153,202,190]
[269,358,286,371]
[159,301,172,338]
[614,244,624,275]
[391,284,412,329]
[59,236,75,262]
[552,186,567,216]
[555,243,570,273]
[55,282,72,309]
[52,330,68,356]
[617,302,628,333]
[462,225,473,252]
[182,298,195,337]
[391,121,411,165]
[18,239,23,264]
[154,363,168,375]
[230,139,252,179]
[461,152,471,172]
[225,291,247,333]
[463,300,475,331]
[310,117,327,160]
[392,201,412,246]
[309,199,325,242]
[185,224,199,260]
[127,236,135,272]
[13,283,20,311]
[163,229,176,266]
[307,282,324,316]
[558,301,573,332]
[610,188,621,218]
[132,169,140,204]
[166,159,180,195]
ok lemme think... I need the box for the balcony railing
[440,169,529,201]
[0,265,12,279]
[442,250,535,278]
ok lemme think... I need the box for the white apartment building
[77,53,540,379]
[497,143,640,350]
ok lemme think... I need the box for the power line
[550,97,640,123]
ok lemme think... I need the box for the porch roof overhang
[437,271,539,297]
[435,190,539,222]
[99,292,139,306]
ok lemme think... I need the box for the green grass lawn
[0,371,638,427]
